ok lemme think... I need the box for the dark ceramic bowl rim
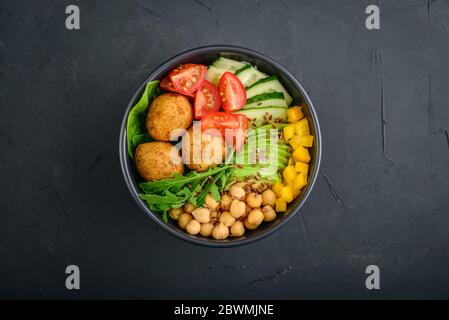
[119,45,322,247]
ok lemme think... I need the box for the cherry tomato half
[160,76,176,92]
[234,113,248,151]
[169,63,207,95]
[194,80,221,120]
[225,114,248,152]
[218,72,247,112]
[201,112,248,151]
[201,112,239,136]
[160,76,195,98]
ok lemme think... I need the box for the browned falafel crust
[135,141,184,181]
[146,93,193,141]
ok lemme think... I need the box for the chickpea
[186,220,201,235]
[205,194,219,211]
[183,203,196,214]
[236,206,249,221]
[169,207,183,220]
[262,205,277,222]
[212,222,229,240]
[262,189,276,206]
[230,221,245,237]
[178,213,193,229]
[230,200,246,219]
[246,192,262,208]
[200,223,214,237]
[210,211,218,221]
[234,182,247,188]
[247,208,264,226]
[230,185,246,200]
[219,211,236,227]
[239,209,248,221]
[244,218,258,230]
[220,194,232,210]
[192,207,211,223]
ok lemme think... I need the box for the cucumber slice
[244,92,287,109]
[234,64,251,75]
[244,99,287,109]
[234,107,288,128]
[237,67,267,87]
[206,66,227,86]
[212,57,248,72]
[246,76,293,105]
[246,92,284,104]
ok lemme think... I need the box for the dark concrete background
[1,0,448,299]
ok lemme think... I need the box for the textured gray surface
[0,0,448,299]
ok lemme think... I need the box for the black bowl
[119,45,322,247]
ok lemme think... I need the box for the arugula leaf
[126,80,160,158]
[179,187,192,199]
[139,193,183,206]
[162,211,168,223]
[138,164,233,223]
[139,166,229,193]
[196,168,228,206]
[210,184,221,203]
[186,177,209,206]
[219,169,233,193]
[165,190,180,202]
[188,197,197,206]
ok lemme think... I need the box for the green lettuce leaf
[132,133,153,149]
[126,80,160,158]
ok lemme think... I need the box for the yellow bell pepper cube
[293,146,311,163]
[293,185,302,198]
[287,180,297,193]
[280,185,294,202]
[288,157,295,166]
[288,181,301,198]
[288,135,301,149]
[290,134,314,149]
[293,173,307,190]
[282,165,297,182]
[294,118,310,136]
[275,198,287,212]
[287,106,304,123]
[294,162,309,175]
[300,135,314,147]
[272,182,283,197]
[283,124,295,141]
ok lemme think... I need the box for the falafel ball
[183,128,225,172]
[135,141,184,181]
[146,93,193,141]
